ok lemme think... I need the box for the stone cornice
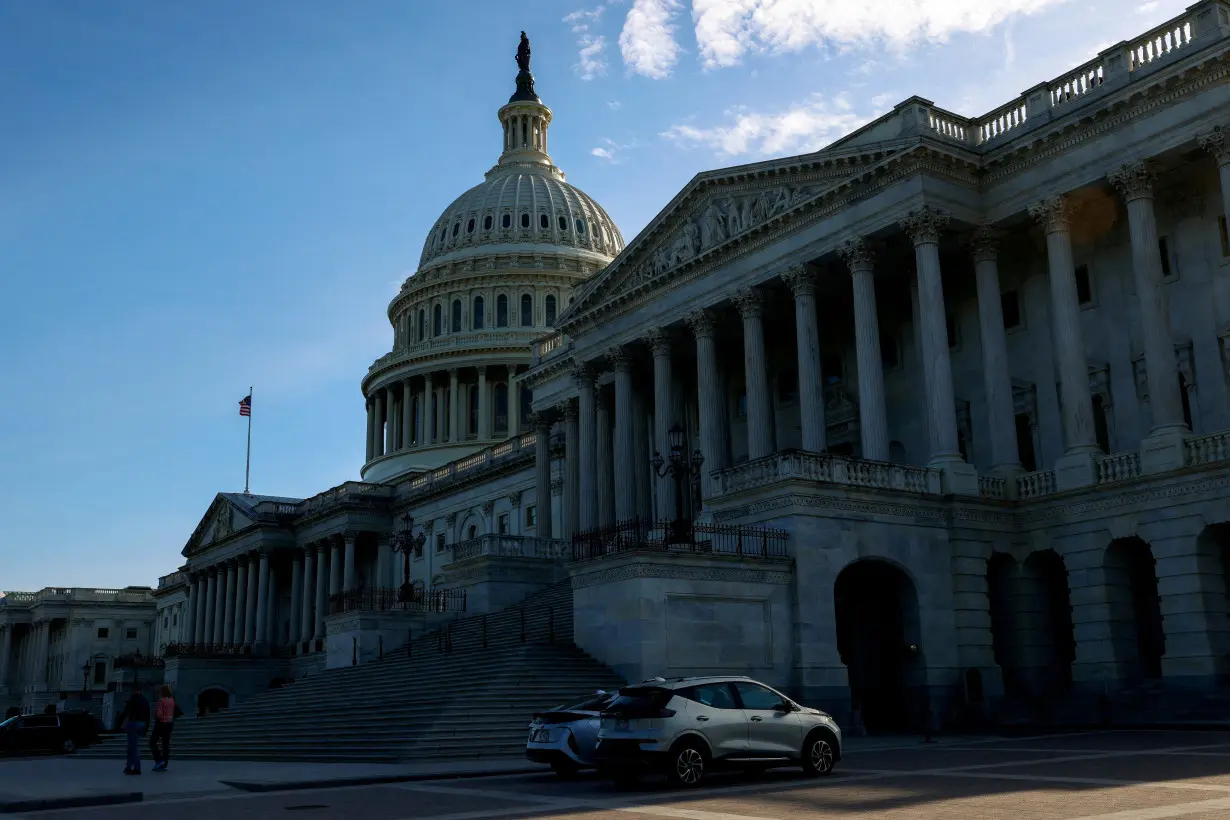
[520,351,577,392]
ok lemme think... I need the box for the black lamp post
[391,513,426,604]
[81,660,91,695]
[651,423,704,544]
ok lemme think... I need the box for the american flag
[238,394,252,417]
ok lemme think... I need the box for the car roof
[626,675,761,690]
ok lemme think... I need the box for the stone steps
[80,581,624,762]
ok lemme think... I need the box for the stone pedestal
[1054,449,1098,491]
[324,610,422,670]
[934,460,980,496]
[440,555,566,615]
[1139,427,1189,475]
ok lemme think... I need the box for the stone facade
[0,587,157,716]
[93,9,1230,730]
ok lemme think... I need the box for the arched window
[558,215,568,231]
[494,383,509,433]
[417,309,425,341]
[466,218,475,234]
[520,294,533,327]
[452,222,460,237]
[575,218,586,234]
[496,294,508,327]
[432,304,442,337]
[467,524,478,540]
[545,295,557,326]
[469,386,479,435]
[451,299,462,333]
[483,215,492,230]
[539,213,549,229]
[521,213,530,228]
[502,213,511,229]
[473,296,485,329]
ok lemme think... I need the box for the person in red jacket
[150,685,182,772]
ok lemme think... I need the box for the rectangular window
[1074,264,1093,305]
[93,662,107,685]
[525,505,537,527]
[125,628,137,640]
[1219,215,1229,257]
[1001,290,1021,329]
[96,627,109,639]
[498,513,510,535]
[1158,236,1173,278]
[435,533,446,553]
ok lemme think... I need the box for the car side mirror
[774,701,794,712]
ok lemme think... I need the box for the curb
[0,792,142,815]
[221,764,544,793]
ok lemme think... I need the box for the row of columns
[0,621,51,691]
[366,366,524,462]
[530,157,1194,510]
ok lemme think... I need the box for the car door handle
[750,716,763,722]
[696,716,709,722]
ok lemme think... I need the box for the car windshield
[560,694,615,712]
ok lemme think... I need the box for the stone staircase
[79,581,626,762]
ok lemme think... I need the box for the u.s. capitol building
[7,5,1230,734]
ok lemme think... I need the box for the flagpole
[244,385,253,495]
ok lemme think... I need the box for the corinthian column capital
[838,238,875,273]
[780,264,818,299]
[606,345,633,373]
[645,327,675,357]
[733,287,763,320]
[899,206,950,246]
[1029,195,1073,234]
[968,226,1001,263]
[1199,125,1230,166]
[1108,161,1155,202]
[684,308,718,339]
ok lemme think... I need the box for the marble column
[233,559,248,646]
[1029,196,1099,484]
[313,543,328,642]
[610,347,638,523]
[448,368,460,443]
[647,329,677,520]
[685,309,730,506]
[183,576,198,647]
[734,287,775,460]
[576,366,599,530]
[365,400,375,462]
[300,547,315,646]
[373,391,385,458]
[289,552,303,646]
[901,207,963,465]
[633,388,653,522]
[329,538,342,595]
[477,366,490,440]
[508,367,521,436]
[422,374,434,444]
[563,400,581,536]
[213,564,228,645]
[532,414,554,538]
[402,380,413,449]
[840,239,890,462]
[383,388,396,454]
[1199,126,1230,229]
[781,265,827,453]
[203,569,218,646]
[0,627,11,688]
[253,551,270,647]
[596,393,615,527]
[1109,163,1187,443]
[222,561,237,645]
[243,553,258,645]
[194,573,208,645]
[33,622,50,688]
[970,228,1023,476]
[264,563,278,646]
[343,534,357,592]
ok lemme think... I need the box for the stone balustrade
[0,587,153,606]
[157,571,187,590]
[299,481,393,515]
[531,330,571,365]
[1016,470,1057,500]
[712,450,941,498]
[406,432,537,493]
[978,475,1008,500]
[1186,430,1230,465]
[449,534,569,563]
[1096,451,1142,485]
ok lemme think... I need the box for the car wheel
[801,733,835,776]
[550,759,579,779]
[667,741,707,788]
[59,738,77,755]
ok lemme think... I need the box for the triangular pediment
[182,494,253,556]
[560,141,910,322]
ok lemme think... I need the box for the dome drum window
[575,218,586,235]
[520,293,533,327]
[466,218,475,234]
[520,213,530,229]
[451,299,462,333]
[473,295,485,329]
[496,294,509,327]
[558,215,567,231]
[502,213,512,229]
[452,222,460,237]
[484,215,493,230]
[539,213,549,229]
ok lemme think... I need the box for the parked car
[0,713,82,755]
[594,676,842,787]
[526,690,616,776]
[56,710,103,749]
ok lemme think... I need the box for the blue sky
[0,0,1192,591]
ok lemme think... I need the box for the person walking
[149,685,181,772]
[116,684,150,775]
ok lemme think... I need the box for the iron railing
[162,642,253,659]
[327,586,467,616]
[450,534,569,563]
[571,519,789,562]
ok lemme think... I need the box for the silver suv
[594,676,841,787]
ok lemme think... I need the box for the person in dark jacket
[116,685,150,775]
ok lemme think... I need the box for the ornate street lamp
[81,660,91,695]
[391,513,427,604]
[651,424,704,544]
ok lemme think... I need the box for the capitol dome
[360,32,622,484]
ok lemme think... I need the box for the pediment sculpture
[211,502,234,542]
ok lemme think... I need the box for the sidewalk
[0,733,1021,814]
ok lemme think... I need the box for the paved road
[19,730,1230,819]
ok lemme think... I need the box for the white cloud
[565,6,610,80]
[689,0,1070,69]
[620,0,683,79]
[660,93,873,157]
[592,147,616,159]
[591,137,638,163]
[607,99,623,110]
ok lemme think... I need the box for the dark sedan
[0,713,83,755]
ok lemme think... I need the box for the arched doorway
[1019,550,1076,695]
[196,688,230,715]
[1196,523,1230,664]
[1105,537,1164,679]
[986,553,1023,697]
[834,559,922,733]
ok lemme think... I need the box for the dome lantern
[497,32,554,170]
